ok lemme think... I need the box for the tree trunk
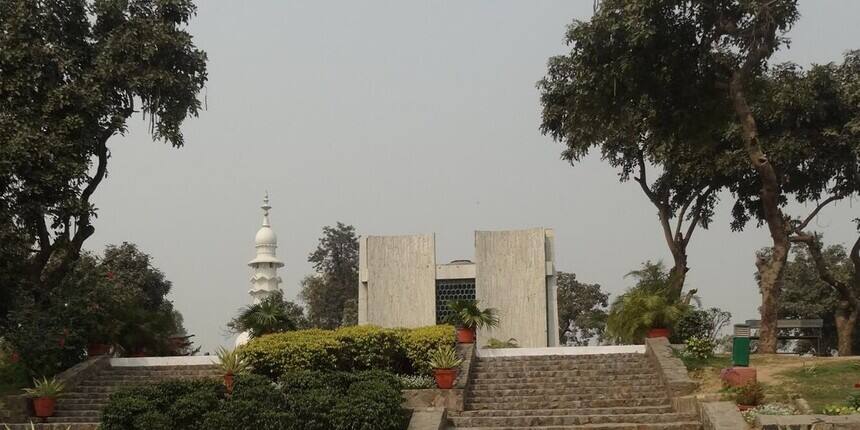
[730,71,789,354]
[668,249,688,301]
[835,303,858,356]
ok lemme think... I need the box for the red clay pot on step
[433,369,457,389]
[87,343,111,356]
[456,327,476,344]
[32,397,56,417]
[224,373,234,394]
[646,328,670,339]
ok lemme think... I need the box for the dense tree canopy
[0,0,207,299]
[300,223,359,328]
[556,272,608,346]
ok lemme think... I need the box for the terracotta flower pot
[87,343,111,357]
[737,404,754,412]
[456,327,476,344]
[646,328,670,339]
[224,373,234,394]
[433,369,457,389]
[32,397,56,418]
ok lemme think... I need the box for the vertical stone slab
[358,236,369,324]
[363,234,437,328]
[544,229,560,346]
[475,228,549,347]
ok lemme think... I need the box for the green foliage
[241,325,455,379]
[740,403,798,425]
[227,290,306,338]
[216,347,250,375]
[0,0,208,337]
[280,370,405,430]
[397,374,435,389]
[821,405,860,416]
[673,307,732,344]
[681,337,716,361]
[606,262,689,343]
[398,325,457,376]
[724,382,766,407]
[300,223,360,329]
[556,272,608,346]
[101,376,297,430]
[484,338,519,349]
[428,345,462,370]
[22,376,64,398]
[847,391,860,409]
[779,245,852,353]
[444,299,499,330]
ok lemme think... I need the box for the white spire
[248,192,283,299]
[261,191,271,227]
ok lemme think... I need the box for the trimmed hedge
[241,324,454,378]
[101,371,405,430]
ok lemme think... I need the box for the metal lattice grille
[435,279,476,324]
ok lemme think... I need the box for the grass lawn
[684,353,860,413]
[768,360,860,411]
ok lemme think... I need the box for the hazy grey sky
[85,1,860,352]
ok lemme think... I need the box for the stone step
[466,397,670,411]
[51,410,101,418]
[472,361,651,371]
[470,374,660,384]
[468,386,666,398]
[468,380,659,391]
[1,424,99,430]
[450,422,701,430]
[467,392,669,404]
[451,406,675,417]
[476,354,645,363]
[41,416,100,424]
[470,368,659,378]
[450,412,699,427]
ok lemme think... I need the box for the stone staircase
[2,364,220,430]
[447,353,702,430]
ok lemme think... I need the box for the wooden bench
[745,319,824,355]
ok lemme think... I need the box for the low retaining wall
[699,401,749,430]
[403,343,474,413]
[0,356,110,423]
[644,337,697,397]
[757,414,860,429]
[109,356,218,367]
[407,408,446,430]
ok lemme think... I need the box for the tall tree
[556,272,608,346]
[300,223,359,328]
[539,4,731,300]
[0,0,207,300]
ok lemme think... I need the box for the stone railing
[0,355,110,423]
[644,337,697,397]
[756,414,860,429]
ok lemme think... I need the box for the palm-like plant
[227,291,298,338]
[428,345,463,370]
[445,299,499,330]
[215,347,250,375]
[23,377,64,398]
[605,286,689,343]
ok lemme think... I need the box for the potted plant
[428,345,463,389]
[605,286,688,343]
[23,377,64,418]
[733,382,765,411]
[445,299,500,344]
[216,347,249,394]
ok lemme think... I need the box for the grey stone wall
[475,228,551,347]
[360,234,437,327]
[645,337,697,397]
[700,401,749,430]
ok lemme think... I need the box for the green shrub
[822,404,860,415]
[681,336,715,360]
[847,391,860,409]
[242,324,454,378]
[103,371,404,430]
[398,325,456,375]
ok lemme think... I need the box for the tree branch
[683,186,716,248]
[795,195,842,233]
[791,232,853,301]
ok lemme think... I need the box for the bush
[282,370,405,430]
[681,336,716,360]
[723,382,766,406]
[103,371,405,430]
[822,404,860,415]
[242,324,455,378]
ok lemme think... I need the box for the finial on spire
[261,192,271,227]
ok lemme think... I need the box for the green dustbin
[732,324,751,367]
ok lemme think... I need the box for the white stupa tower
[248,192,284,303]
[236,193,285,347]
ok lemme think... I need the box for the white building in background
[236,193,284,346]
[358,228,560,348]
